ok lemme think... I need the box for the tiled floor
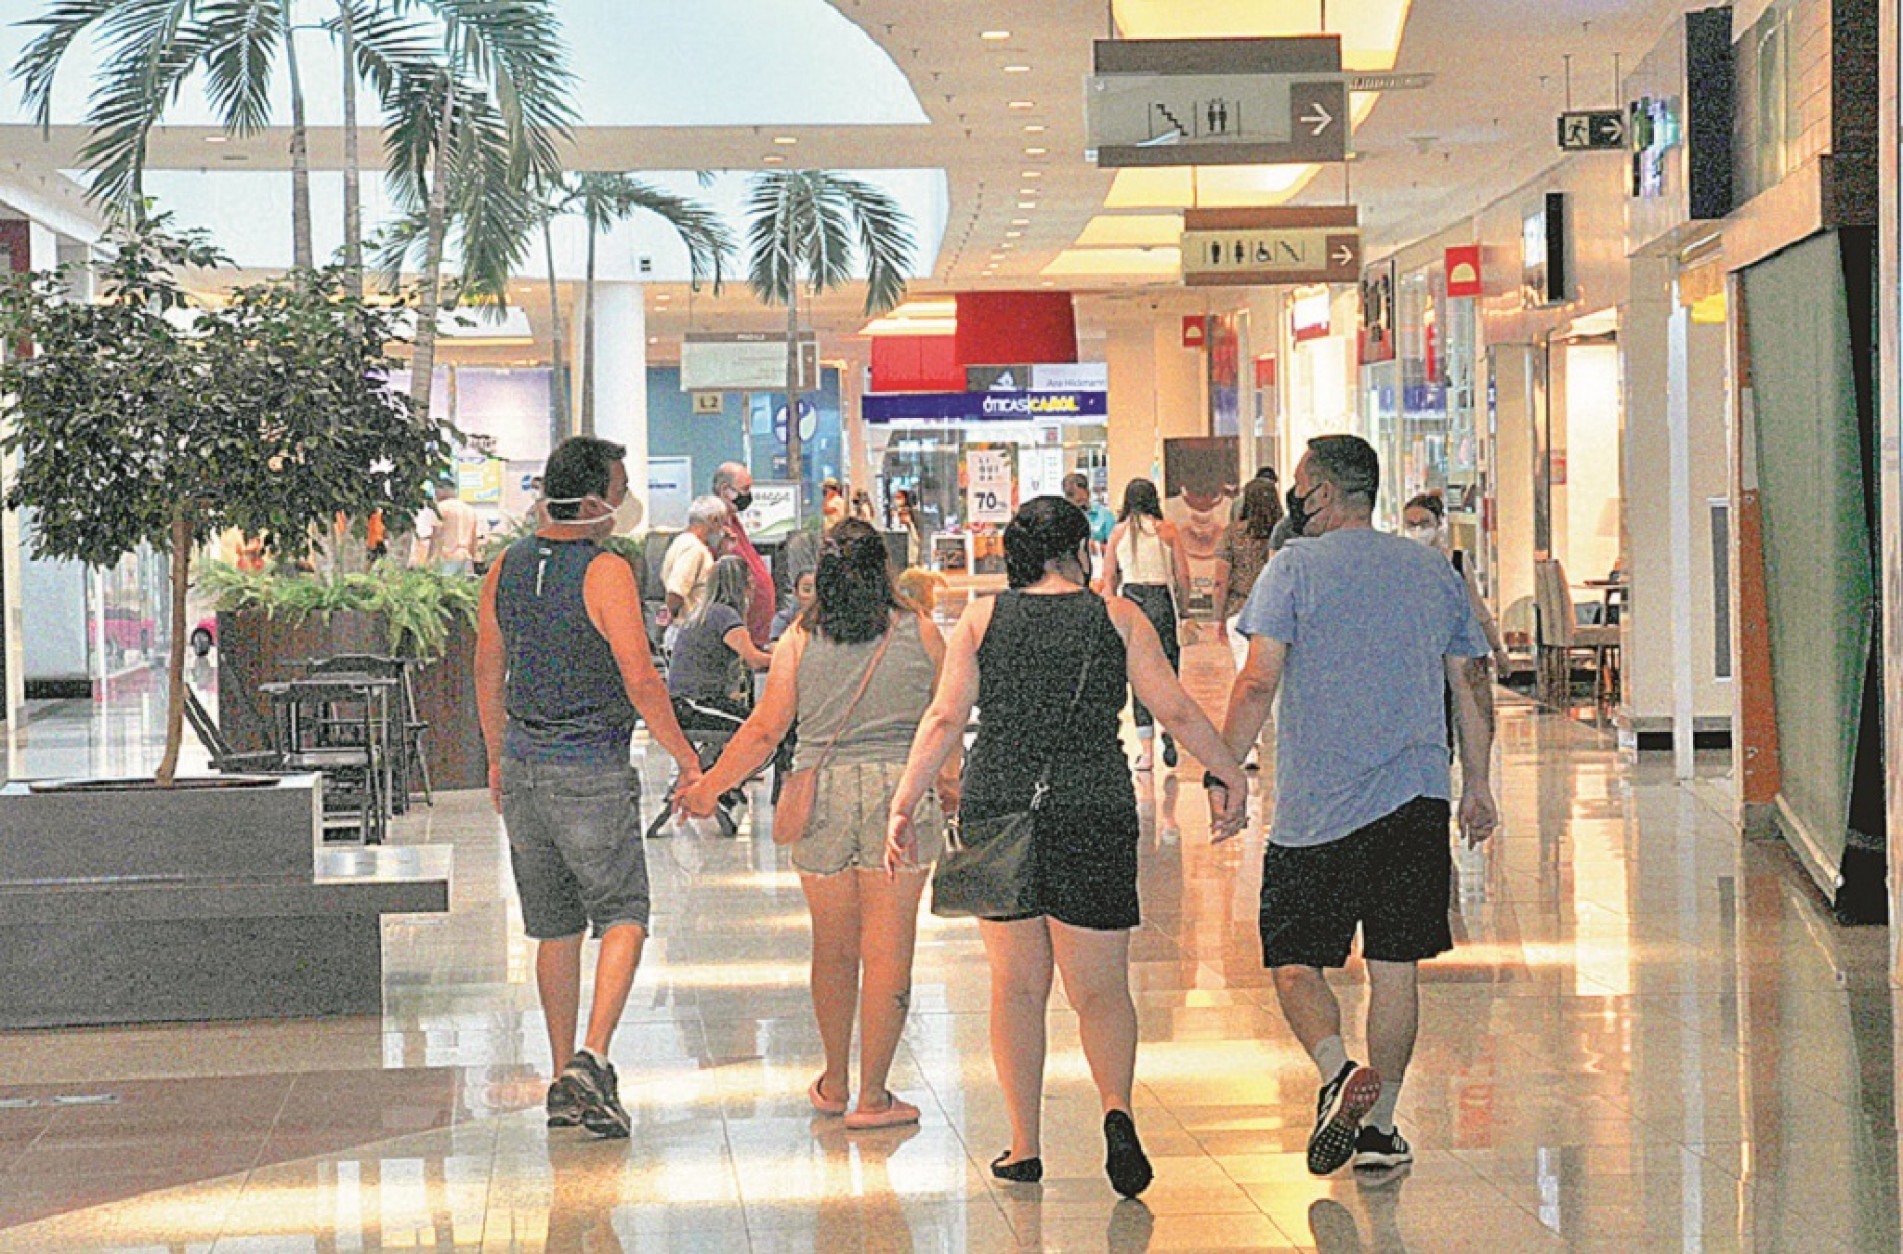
[0,634,1898,1251]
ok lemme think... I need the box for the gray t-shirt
[1236,527,1489,848]
[667,603,745,700]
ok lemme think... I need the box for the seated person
[668,556,773,733]
[771,567,817,643]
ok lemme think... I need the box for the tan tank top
[1119,520,1173,585]
[792,614,936,769]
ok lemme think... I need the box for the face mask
[1285,484,1323,536]
[542,494,616,533]
[730,489,754,513]
[1405,523,1440,546]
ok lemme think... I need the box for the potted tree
[0,215,453,789]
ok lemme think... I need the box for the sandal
[843,1091,920,1130]
[807,1075,847,1117]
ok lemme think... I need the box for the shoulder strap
[806,618,898,775]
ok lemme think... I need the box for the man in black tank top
[476,437,704,1139]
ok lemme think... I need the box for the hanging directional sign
[1556,109,1627,151]
[1086,36,1349,168]
[1181,207,1360,287]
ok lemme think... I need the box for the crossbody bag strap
[1029,645,1096,811]
[805,617,898,777]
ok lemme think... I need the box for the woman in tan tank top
[680,521,959,1130]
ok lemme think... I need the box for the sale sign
[966,448,1014,525]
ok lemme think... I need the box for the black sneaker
[1353,1125,1413,1170]
[545,1075,585,1128]
[561,1051,631,1139]
[1161,735,1178,768]
[1307,1062,1381,1175]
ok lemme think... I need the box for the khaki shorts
[791,761,946,875]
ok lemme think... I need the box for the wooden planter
[216,609,487,791]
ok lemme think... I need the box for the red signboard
[1253,353,1277,387]
[1182,316,1207,348]
[1446,244,1483,297]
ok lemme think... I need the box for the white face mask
[1404,523,1440,546]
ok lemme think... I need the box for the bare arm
[1461,562,1509,663]
[475,558,509,811]
[683,629,803,808]
[724,624,773,670]
[1109,598,1247,836]
[1222,633,1285,763]
[1212,558,1233,625]
[1163,522,1191,605]
[1446,653,1498,845]
[584,555,700,775]
[914,612,965,807]
[1101,522,1124,593]
[889,597,988,824]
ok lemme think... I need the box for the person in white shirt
[660,496,728,648]
[430,484,481,574]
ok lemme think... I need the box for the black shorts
[1259,796,1452,968]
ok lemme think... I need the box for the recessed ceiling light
[1017,201,1037,209]
[1011,218,1031,226]
[763,154,785,164]
[1003,65,1031,74]
[1019,188,1038,197]
[1006,231,1023,238]
[773,136,797,145]
[1021,171,1042,180]
[648,336,659,344]
[981,29,1010,40]
[1024,124,1046,133]
[1008,100,1035,110]
[221,154,248,162]
[1025,147,1048,156]
[204,135,228,145]
[1040,281,1055,288]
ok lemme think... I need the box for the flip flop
[808,1075,847,1116]
[844,1091,920,1130]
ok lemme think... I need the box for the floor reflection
[0,640,1898,1251]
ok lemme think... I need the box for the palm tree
[746,171,913,483]
[16,0,321,266]
[367,0,574,424]
[559,174,733,436]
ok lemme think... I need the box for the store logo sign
[1628,94,1681,200]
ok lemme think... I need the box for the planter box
[0,770,449,1028]
[217,609,488,790]
[0,775,320,883]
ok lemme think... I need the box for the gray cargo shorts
[501,757,650,940]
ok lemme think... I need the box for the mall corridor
[0,636,1891,1252]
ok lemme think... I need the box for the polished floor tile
[0,638,1898,1251]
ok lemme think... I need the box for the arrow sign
[1300,101,1335,136]
[1332,241,1357,267]
[1557,109,1626,151]
[1180,208,1361,287]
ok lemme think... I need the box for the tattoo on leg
[894,988,912,1014]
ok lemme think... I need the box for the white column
[591,282,648,513]
[1666,291,1697,780]
[1621,257,1675,741]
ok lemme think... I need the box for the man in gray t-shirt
[1220,434,1497,1180]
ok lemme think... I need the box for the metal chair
[182,687,288,775]
[306,655,431,811]
[263,676,394,844]
[1534,559,1621,708]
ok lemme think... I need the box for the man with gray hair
[712,462,775,647]
[660,495,728,632]
[1219,433,1498,1178]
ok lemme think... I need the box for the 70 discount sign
[966,448,1015,525]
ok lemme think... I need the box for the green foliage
[746,170,914,317]
[200,561,480,659]
[0,214,455,570]
[560,173,734,292]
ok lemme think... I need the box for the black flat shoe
[990,1151,1043,1183]
[1104,1110,1153,1198]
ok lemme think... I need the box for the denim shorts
[501,757,650,940]
[791,761,945,876]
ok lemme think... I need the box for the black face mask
[730,489,754,513]
[1285,484,1323,536]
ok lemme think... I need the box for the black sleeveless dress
[963,590,1142,930]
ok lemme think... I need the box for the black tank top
[964,590,1135,818]
[495,535,635,764]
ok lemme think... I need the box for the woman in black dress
[886,497,1247,1197]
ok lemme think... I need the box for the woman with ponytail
[679,520,957,1130]
[886,496,1247,1197]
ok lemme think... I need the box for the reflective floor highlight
[0,635,1897,1251]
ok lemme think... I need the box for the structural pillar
[590,282,649,516]
[1877,0,1903,973]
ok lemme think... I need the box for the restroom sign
[1182,206,1360,287]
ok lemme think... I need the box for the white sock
[581,1046,609,1067]
[1311,1034,1349,1082]
[1368,1080,1403,1132]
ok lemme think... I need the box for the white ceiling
[0,0,1703,359]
